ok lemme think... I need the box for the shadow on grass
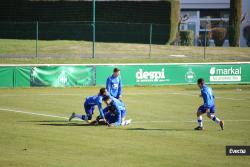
[37,123,94,126]
[124,128,193,131]
[20,120,106,127]
[19,120,69,123]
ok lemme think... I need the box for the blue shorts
[84,102,95,116]
[198,105,216,114]
[104,110,126,124]
[105,112,117,124]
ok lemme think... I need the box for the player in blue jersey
[194,78,224,130]
[68,88,108,122]
[106,68,122,99]
[102,96,131,127]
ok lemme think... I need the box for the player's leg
[69,102,94,122]
[81,104,94,121]
[206,106,224,130]
[121,109,126,122]
[120,109,131,126]
[194,105,206,130]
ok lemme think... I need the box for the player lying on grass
[106,68,122,99]
[68,88,108,122]
[93,96,131,127]
[195,78,224,130]
[90,104,132,127]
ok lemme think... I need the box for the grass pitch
[0,85,250,167]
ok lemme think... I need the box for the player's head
[113,68,120,77]
[197,78,205,88]
[103,96,112,105]
[109,104,116,114]
[99,88,108,96]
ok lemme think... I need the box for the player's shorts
[198,105,216,114]
[105,112,117,124]
[84,102,95,116]
[104,110,126,124]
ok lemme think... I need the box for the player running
[102,96,131,127]
[106,68,122,99]
[194,78,224,130]
[68,88,108,122]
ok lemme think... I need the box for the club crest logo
[185,68,196,83]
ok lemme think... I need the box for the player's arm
[97,101,105,119]
[97,98,110,125]
[117,78,122,98]
[202,91,209,109]
[106,77,112,95]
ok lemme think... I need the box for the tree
[211,28,227,46]
[228,0,242,47]
[169,0,180,44]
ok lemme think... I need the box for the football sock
[81,115,92,121]
[74,114,84,120]
[197,116,203,127]
[210,115,220,124]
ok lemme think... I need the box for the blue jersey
[201,85,215,108]
[106,75,122,99]
[85,94,104,118]
[109,97,126,126]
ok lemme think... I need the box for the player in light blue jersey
[102,96,131,127]
[106,68,122,99]
[194,78,224,130]
[68,88,108,122]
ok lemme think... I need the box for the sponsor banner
[96,64,250,86]
[226,146,250,156]
[30,66,95,87]
[0,63,250,88]
[208,65,246,83]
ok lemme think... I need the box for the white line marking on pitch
[0,108,68,120]
[1,108,250,124]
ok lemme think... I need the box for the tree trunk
[229,0,242,47]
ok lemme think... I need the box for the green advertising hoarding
[0,67,14,87]
[0,63,250,88]
[96,64,250,86]
[0,66,94,87]
[15,67,31,87]
[30,66,94,87]
[0,67,31,88]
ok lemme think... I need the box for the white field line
[0,108,68,120]
[0,62,250,67]
[1,108,250,124]
[0,92,248,101]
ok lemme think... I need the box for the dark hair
[197,78,205,85]
[103,96,111,101]
[113,68,120,73]
[109,104,116,112]
[99,88,106,95]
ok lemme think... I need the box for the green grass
[0,39,250,64]
[0,85,250,167]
